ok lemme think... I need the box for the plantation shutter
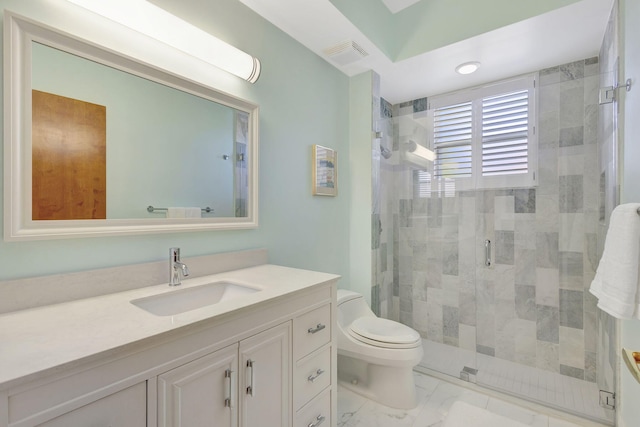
[423,73,536,192]
[417,170,431,198]
[481,90,530,176]
[433,101,473,178]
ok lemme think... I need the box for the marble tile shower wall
[374,58,602,383]
[372,70,388,318]
[373,94,396,318]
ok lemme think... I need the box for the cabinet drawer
[294,345,331,409]
[294,304,331,359]
[295,388,331,427]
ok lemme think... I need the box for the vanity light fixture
[455,61,480,75]
[65,0,261,83]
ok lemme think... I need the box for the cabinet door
[158,343,239,427]
[37,382,146,427]
[240,322,291,427]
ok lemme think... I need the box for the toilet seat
[348,317,421,349]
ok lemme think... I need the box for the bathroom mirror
[4,9,259,240]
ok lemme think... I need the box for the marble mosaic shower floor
[418,340,614,424]
[337,371,608,427]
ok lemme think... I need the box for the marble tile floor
[337,371,609,427]
[419,340,614,424]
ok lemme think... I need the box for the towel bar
[147,205,214,213]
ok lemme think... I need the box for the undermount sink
[131,281,261,316]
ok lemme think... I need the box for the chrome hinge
[599,390,615,409]
[460,366,478,383]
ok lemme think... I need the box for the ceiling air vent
[323,40,368,65]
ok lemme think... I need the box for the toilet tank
[337,289,376,327]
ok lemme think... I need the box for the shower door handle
[485,239,491,267]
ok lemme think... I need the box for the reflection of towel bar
[147,205,214,213]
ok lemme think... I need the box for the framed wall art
[312,144,337,196]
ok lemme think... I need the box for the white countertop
[0,264,339,389]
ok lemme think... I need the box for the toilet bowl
[336,289,423,409]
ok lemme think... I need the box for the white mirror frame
[3,7,259,241]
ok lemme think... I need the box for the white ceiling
[237,0,613,104]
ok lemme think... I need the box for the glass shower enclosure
[374,56,616,425]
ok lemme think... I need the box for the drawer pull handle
[246,359,255,396]
[308,414,325,427]
[307,368,325,382]
[308,324,326,334]
[224,369,233,408]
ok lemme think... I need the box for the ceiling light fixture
[455,61,480,75]
[65,0,261,83]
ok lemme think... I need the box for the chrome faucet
[169,247,189,286]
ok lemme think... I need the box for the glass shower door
[412,172,479,383]
[472,188,537,391]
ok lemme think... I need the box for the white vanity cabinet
[0,265,337,427]
[158,322,291,427]
[36,382,147,427]
[293,304,333,427]
[158,344,239,427]
[239,323,291,427]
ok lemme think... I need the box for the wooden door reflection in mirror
[32,90,107,220]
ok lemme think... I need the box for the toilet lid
[348,317,421,349]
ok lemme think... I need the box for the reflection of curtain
[234,111,249,217]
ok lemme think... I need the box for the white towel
[184,207,202,218]
[589,203,640,319]
[166,207,202,218]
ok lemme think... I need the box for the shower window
[428,74,538,189]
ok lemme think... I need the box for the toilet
[336,289,423,409]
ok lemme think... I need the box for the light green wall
[348,71,373,303]
[619,0,640,424]
[331,0,582,61]
[0,0,351,284]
